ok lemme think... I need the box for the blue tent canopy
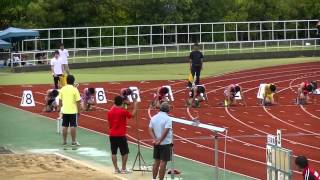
[0,27,39,42]
[0,39,11,49]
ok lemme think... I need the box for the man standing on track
[107,96,138,174]
[59,43,70,88]
[51,50,64,89]
[59,43,70,75]
[58,75,81,147]
[149,102,173,180]
[188,43,204,88]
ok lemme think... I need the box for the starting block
[257,84,267,99]
[95,88,107,104]
[20,90,35,107]
[313,88,320,95]
[162,85,174,101]
[128,86,141,102]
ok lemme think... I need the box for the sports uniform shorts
[62,114,78,127]
[109,136,129,155]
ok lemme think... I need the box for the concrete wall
[12,50,320,73]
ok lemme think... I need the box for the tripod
[132,109,151,172]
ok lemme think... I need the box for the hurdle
[170,117,226,180]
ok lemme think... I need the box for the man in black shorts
[107,96,138,174]
[58,75,81,146]
[188,43,204,87]
[149,102,173,180]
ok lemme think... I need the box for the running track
[0,62,319,180]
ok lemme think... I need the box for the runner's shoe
[71,142,80,146]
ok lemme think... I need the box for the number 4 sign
[95,88,107,104]
[128,87,141,102]
[20,90,35,107]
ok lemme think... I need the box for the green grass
[0,57,319,85]
[69,46,319,63]
[0,103,252,180]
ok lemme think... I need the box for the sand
[0,154,122,180]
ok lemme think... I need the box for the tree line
[1,0,319,29]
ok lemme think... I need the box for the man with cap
[149,102,173,180]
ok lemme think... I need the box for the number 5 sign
[20,90,35,107]
[128,86,141,102]
[95,88,107,104]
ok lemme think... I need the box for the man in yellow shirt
[58,75,81,146]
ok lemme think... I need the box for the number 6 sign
[128,86,141,102]
[95,88,107,104]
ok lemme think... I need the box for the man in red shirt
[295,156,320,180]
[107,96,138,174]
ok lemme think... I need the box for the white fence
[6,38,319,67]
[3,19,320,67]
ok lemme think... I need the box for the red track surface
[1,62,320,179]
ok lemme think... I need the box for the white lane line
[300,105,320,120]
[263,106,320,136]
[225,107,320,150]
[264,125,270,128]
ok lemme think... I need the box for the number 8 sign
[128,87,141,102]
[20,90,35,107]
[95,88,107,104]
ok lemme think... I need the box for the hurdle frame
[170,117,226,180]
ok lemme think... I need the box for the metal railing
[8,38,320,67]
[4,19,319,67]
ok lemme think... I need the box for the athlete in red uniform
[120,88,133,109]
[152,87,171,108]
[297,81,316,105]
[224,84,245,106]
[295,156,320,180]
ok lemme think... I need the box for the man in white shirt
[51,50,64,89]
[58,43,70,75]
[149,102,173,180]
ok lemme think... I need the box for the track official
[149,102,173,180]
[188,43,203,87]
